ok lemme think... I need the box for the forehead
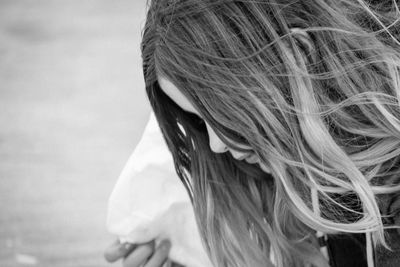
[158,77,198,114]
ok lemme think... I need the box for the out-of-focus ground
[0,1,150,266]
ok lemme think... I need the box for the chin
[258,162,271,174]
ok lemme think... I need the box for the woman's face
[158,77,270,173]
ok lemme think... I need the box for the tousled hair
[141,0,400,266]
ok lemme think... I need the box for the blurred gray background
[0,0,151,266]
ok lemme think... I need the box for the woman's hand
[104,239,178,267]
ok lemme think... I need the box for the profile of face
[158,77,270,173]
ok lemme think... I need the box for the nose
[206,123,227,153]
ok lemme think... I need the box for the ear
[289,28,316,64]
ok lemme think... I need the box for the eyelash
[191,113,205,126]
[188,113,249,147]
[180,111,204,131]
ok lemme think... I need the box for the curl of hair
[141,0,400,266]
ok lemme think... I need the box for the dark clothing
[375,230,400,267]
[327,233,367,267]
[327,229,400,266]
[326,184,400,266]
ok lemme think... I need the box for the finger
[104,240,135,263]
[144,240,171,267]
[162,259,172,267]
[123,241,155,267]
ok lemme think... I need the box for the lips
[231,152,258,163]
[236,154,251,161]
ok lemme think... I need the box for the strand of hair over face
[142,0,400,266]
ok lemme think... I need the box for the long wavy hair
[141,0,400,266]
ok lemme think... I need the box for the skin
[104,77,270,267]
[158,77,249,159]
[158,77,271,173]
[104,239,184,267]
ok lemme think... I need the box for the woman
[106,0,400,266]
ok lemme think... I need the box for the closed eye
[187,112,205,126]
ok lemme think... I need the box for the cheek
[205,123,228,152]
[205,123,224,144]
